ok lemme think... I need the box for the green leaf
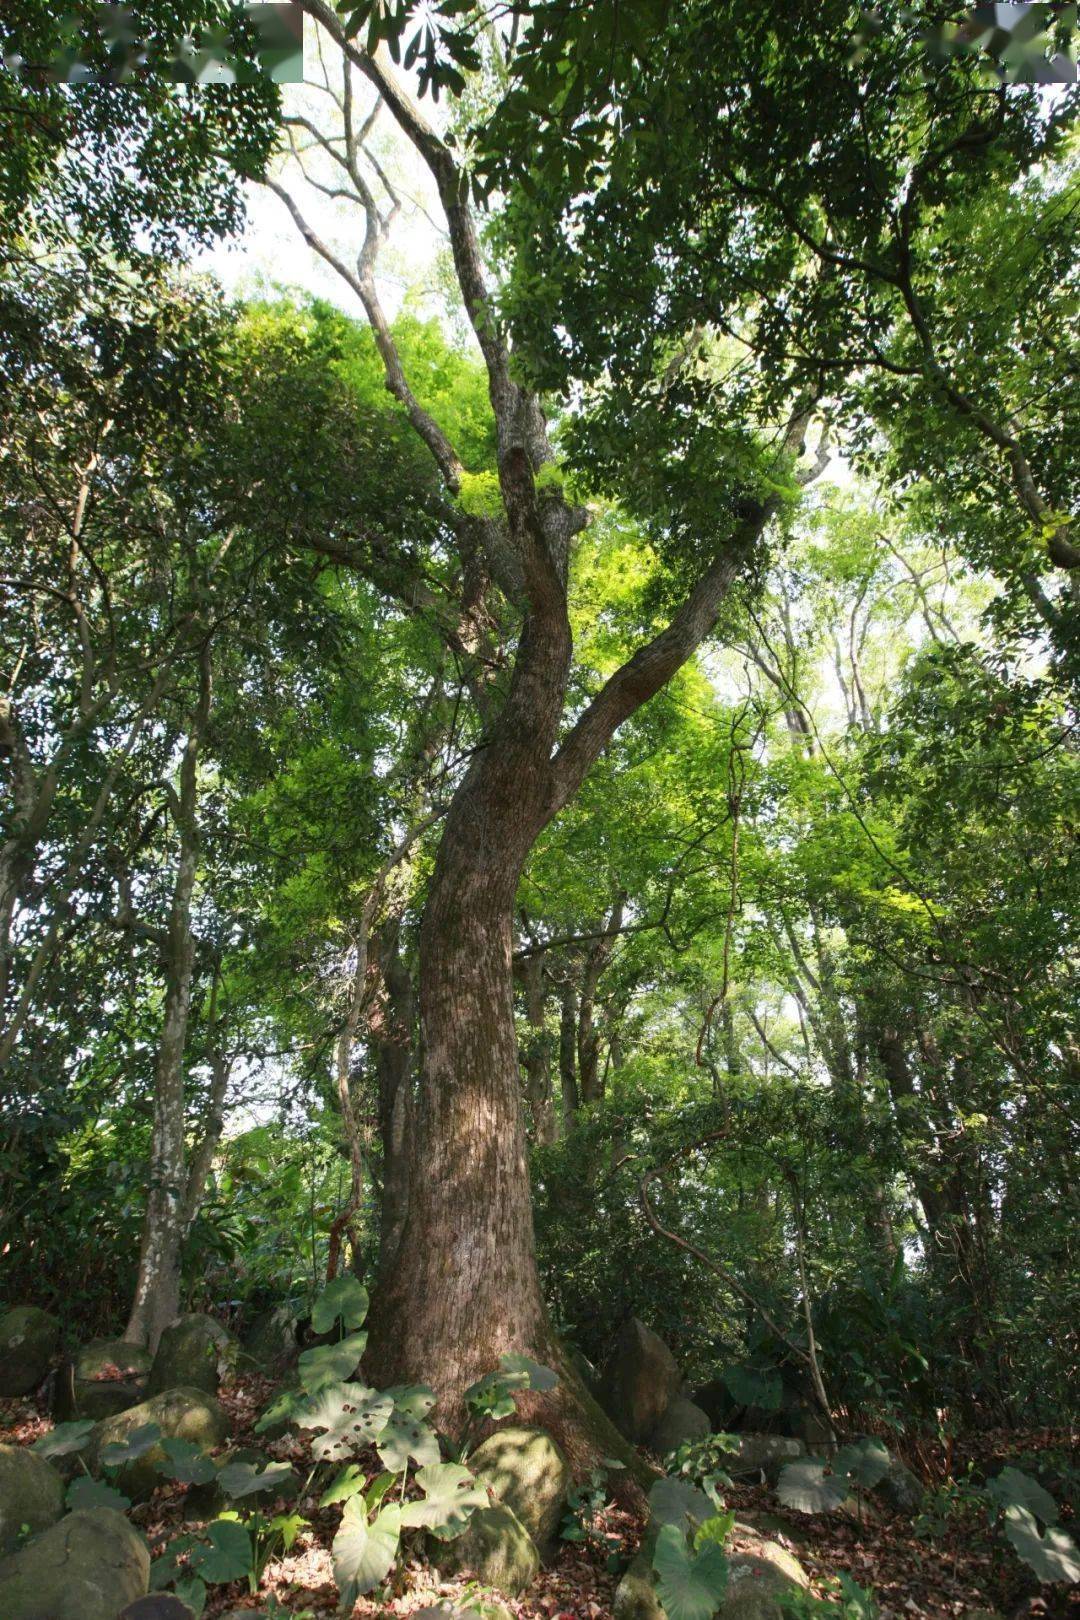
[32,1420,95,1458]
[462,1371,516,1420]
[1004,1505,1080,1583]
[149,1534,196,1589]
[217,1459,296,1500]
[987,1466,1058,1524]
[311,1276,370,1334]
[834,1438,890,1491]
[648,1476,713,1534]
[652,1521,729,1620]
[775,1459,848,1515]
[498,1352,558,1392]
[298,1330,368,1393]
[332,1498,403,1602]
[294,1380,393,1462]
[100,1422,163,1467]
[190,1517,253,1584]
[365,1470,397,1512]
[254,1386,307,1435]
[694,1511,735,1551]
[160,1438,218,1486]
[375,1409,442,1471]
[173,1576,207,1617]
[400,1462,488,1539]
[384,1383,437,1419]
[266,1511,307,1552]
[721,1365,783,1412]
[320,1463,367,1507]
[65,1475,131,1512]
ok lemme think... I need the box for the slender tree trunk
[374,921,415,1286]
[521,950,556,1144]
[558,978,580,1133]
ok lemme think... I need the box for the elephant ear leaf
[1004,1506,1080,1584]
[33,1420,94,1459]
[648,1476,713,1535]
[400,1462,488,1539]
[651,1522,729,1620]
[65,1476,131,1512]
[160,1437,217,1486]
[375,1408,442,1471]
[294,1381,393,1462]
[384,1383,437,1419]
[311,1276,370,1334]
[834,1437,890,1490]
[100,1422,162,1467]
[332,1499,403,1602]
[987,1466,1058,1524]
[217,1459,296,1499]
[190,1517,253,1584]
[498,1352,558,1392]
[776,1459,847,1515]
[298,1331,368,1393]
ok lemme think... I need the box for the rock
[242,1304,300,1372]
[567,1346,600,1393]
[429,1503,540,1596]
[119,1599,197,1620]
[598,1319,681,1444]
[874,1452,923,1514]
[649,1397,712,1456]
[727,1434,805,1485]
[0,1506,149,1619]
[0,1443,65,1555]
[147,1313,237,1397]
[54,1338,152,1422]
[613,1525,807,1620]
[0,1307,60,1398]
[87,1385,228,1501]
[468,1426,570,1553]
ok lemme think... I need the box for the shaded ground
[2,1382,1077,1619]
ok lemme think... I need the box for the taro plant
[33,1417,166,1513]
[561,1459,626,1571]
[150,1509,308,1616]
[985,1466,1080,1585]
[646,1476,735,1620]
[776,1437,892,1524]
[665,1433,740,1496]
[780,1572,880,1618]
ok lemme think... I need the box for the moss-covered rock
[614,1549,665,1620]
[649,1397,712,1456]
[147,1314,237,1396]
[874,1452,923,1514]
[0,1307,60,1398]
[118,1597,197,1619]
[87,1385,228,1501]
[0,1506,149,1619]
[429,1503,540,1596]
[54,1338,152,1422]
[468,1425,570,1552]
[242,1304,300,1373]
[597,1319,681,1444]
[0,1443,65,1555]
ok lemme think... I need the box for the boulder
[726,1434,805,1485]
[874,1452,922,1514]
[598,1319,681,1444]
[0,1506,149,1620]
[468,1426,570,1552]
[87,1385,228,1501]
[54,1338,152,1422]
[429,1503,540,1596]
[567,1346,600,1393]
[147,1313,237,1396]
[0,1443,65,1554]
[0,1307,60,1398]
[613,1550,665,1620]
[649,1397,712,1456]
[119,1599,197,1620]
[242,1304,299,1372]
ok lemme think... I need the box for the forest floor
[2,1380,1076,1620]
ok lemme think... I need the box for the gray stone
[0,1308,60,1398]
[429,1503,540,1596]
[87,1385,228,1501]
[614,1550,665,1620]
[242,1304,299,1372]
[147,1314,237,1397]
[0,1443,65,1555]
[598,1319,681,1444]
[874,1453,923,1514]
[0,1506,149,1620]
[468,1425,570,1552]
[118,1599,197,1620]
[727,1434,805,1485]
[649,1397,712,1456]
[54,1338,152,1422]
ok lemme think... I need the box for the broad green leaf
[652,1521,729,1620]
[498,1352,558,1392]
[101,1422,163,1467]
[385,1383,437,1419]
[65,1475,131,1512]
[217,1459,296,1499]
[987,1466,1058,1525]
[311,1276,370,1334]
[375,1408,442,1471]
[160,1437,217,1486]
[294,1380,393,1462]
[173,1576,207,1616]
[332,1498,403,1602]
[775,1459,848,1515]
[721,1365,783,1413]
[463,1371,516,1419]
[694,1511,735,1551]
[267,1511,307,1552]
[149,1534,196,1589]
[834,1438,890,1491]
[1004,1505,1080,1584]
[365,1470,397,1511]
[298,1331,368,1393]
[32,1419,94,1458]
[400,1462,488,1539]
[190,1517,253,1584]
[320,1463,367,1507]
[648,1476,713,1535]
